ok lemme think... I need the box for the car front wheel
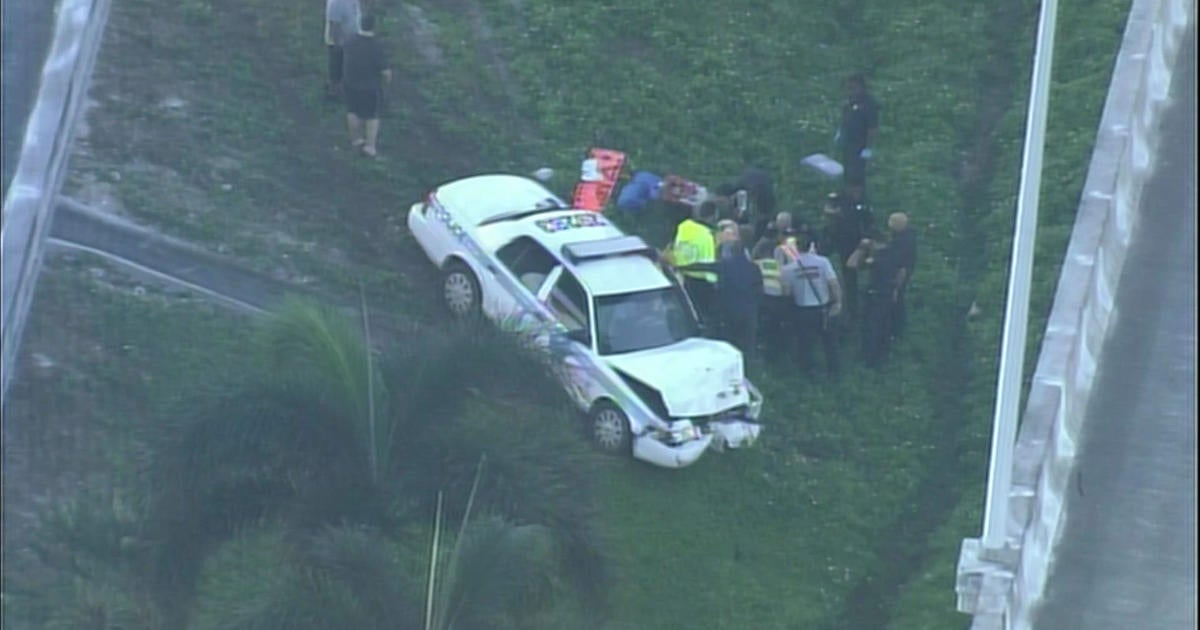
[442,261,481,318]
[590,401,632,455]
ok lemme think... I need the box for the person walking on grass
[324,0,361,98]
[342,14,391,158]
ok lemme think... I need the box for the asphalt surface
[47,198,425,344]
[50,200,300,314]
[1032,24,1197,630]
[1,0,57,198]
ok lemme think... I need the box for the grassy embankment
[6,0,1133,627]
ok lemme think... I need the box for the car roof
[573,255,672,296]
[434,174,567,226]
[477,208,628,250]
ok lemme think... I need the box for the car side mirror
[565,328,590,346]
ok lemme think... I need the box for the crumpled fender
[706,420,762,451]
[633,434,714,468]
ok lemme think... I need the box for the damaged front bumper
[632,380,764,469]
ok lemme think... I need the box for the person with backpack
[780,233,843,380]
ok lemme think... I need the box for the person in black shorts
[342,14,391,157]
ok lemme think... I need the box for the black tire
[441,261,481,319]
[589,401,632,456]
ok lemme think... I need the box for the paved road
[1,0,57,198]
[47,198,426,345]
[1032,24,1197,630]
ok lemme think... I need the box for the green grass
[9,0,1137,627]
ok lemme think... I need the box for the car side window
[545,270,591,344]
[496,237,559,293]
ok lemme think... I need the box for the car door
[538,266,603,408]
[488,236,559,324]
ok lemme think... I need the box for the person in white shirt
[324,0,362,97]
[780,233,843,379]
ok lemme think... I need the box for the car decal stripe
[428,195,665,432]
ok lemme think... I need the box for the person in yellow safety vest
[671,201,720,328]
[755,228,791,365]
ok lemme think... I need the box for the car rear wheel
[590,401,632,455]
[442,261,481,318]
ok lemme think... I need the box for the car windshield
[594,287,699,355]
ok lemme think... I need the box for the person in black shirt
[342,14,391,157]
[857,237,900,369]
[836,74,880,190]
[716,167,777,239]
[821,185,875,319]
[751,212,793,260]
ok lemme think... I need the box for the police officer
[780,233,843,379]
[821,186,875,319]
[858,237,900,369]
[835,74,880,191]
[670,201,719,328]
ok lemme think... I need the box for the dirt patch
[60,0,484,295]
[402,4,444,66]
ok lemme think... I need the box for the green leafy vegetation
[6,0,1134,627]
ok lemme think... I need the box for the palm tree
[381,322,612,615]
[133,298,609,627]
[187,524,422,630]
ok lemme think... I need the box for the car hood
[605,338,749,418]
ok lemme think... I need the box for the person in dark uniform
[821,186,875,319]
[857,237,900,369]
[716,167,777,240]
[886,212,918,340]
[835,74,880,191]
[674,226,764,359]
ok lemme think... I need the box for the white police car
[407,174,762,468]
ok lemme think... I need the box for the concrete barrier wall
[988,0,1193,627]
[0,0,112,401]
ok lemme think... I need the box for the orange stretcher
[572,148,627,212]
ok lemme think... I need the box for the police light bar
[561,236,655,264]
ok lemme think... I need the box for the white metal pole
[981,0,1060,551]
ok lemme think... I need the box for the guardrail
[0,0,112,402]
[955,0,1194,628]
